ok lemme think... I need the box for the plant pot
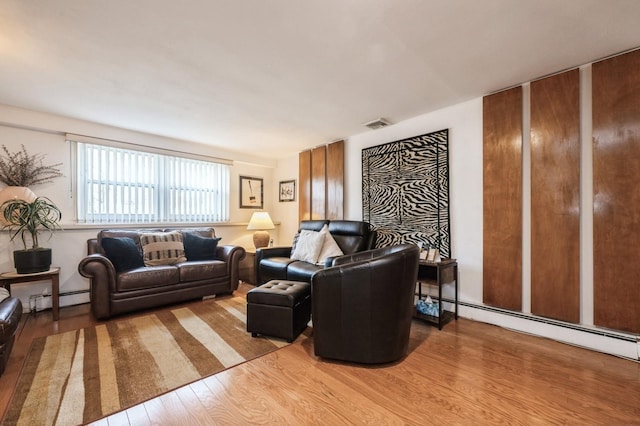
[13,248,52,274]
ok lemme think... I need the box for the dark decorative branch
[0,144,63,187]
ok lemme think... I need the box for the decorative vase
[13,248,52,274]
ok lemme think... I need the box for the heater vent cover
[363,118,391,130]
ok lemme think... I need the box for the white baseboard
[458,303,639,361]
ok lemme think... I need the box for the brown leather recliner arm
[78,253,117,320]
[255,246,292,265]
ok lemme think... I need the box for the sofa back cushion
[328,220,374,254]
[183,232,222,261]
[101,237,145,273]
[97,229,157,255]
[139,231,187,266]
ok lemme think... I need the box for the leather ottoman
[0,296,23,376]
[246,280,311,343]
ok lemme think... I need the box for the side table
[0,267,60,321]
[239,250,257,285]
[414,259,458,330]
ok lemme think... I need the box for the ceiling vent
[363,118,391,130]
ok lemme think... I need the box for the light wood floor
[1,283,639,425]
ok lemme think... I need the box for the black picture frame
[279,180,296,202]
[239,176,264,209]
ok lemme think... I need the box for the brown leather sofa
[256,220,376,284]
[78,227,245,320]
[0,296,22,376]
[311,244,420,364]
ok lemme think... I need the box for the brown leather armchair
[311,244,420,364]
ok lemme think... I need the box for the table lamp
[247,212,275,248]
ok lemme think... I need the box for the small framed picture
[426,248,439,262]
[279,180,296,202]
[239,176,264,209]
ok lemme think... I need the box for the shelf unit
[414,258,458,330]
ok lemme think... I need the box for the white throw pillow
[0,287,9,303]
[290,229,324,264]
[317,224,343,265]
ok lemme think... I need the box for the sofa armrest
[0,297,22,343]
[217,245,246,292]
[77,253,117,320]
[255,246,292,265]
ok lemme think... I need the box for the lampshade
[247,212,275,231]
[247,212,275,248]
[0,186,37,225]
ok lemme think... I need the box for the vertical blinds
[75,142,230,224]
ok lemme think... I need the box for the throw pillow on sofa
[317,224,343,264]
[140,231,187,266]
[183,232,221,261]
[101,237,145,273]
[290,229,325,263]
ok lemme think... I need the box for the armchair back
[312,244,420,364]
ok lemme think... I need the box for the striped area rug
[3,297,289,426]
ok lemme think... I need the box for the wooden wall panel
[483,87,523,311]
[326,140,344,220]
[530,70,581,323]
[298,150,311,222]
[311,146,327,220]
[593,50,640,334]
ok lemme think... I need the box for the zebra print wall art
[362,129,451,258]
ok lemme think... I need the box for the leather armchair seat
[0,296,22,376]
[311,244,420,364]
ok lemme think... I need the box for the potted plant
[0,144,63,273]
[1,197,62,273]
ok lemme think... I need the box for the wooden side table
[239,250,257,285]
[0,267,60,321]
[414,259,458,330]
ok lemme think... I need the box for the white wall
[0,104,279,310]
[343,98,638,360]
[345,99,483,304]
[271,154,299,246]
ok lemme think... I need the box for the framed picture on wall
[239,176,264,209]
[279,180,296,202]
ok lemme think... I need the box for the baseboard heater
[58,289,90,297]
[439,297,638,343]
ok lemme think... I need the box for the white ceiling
[1,1,640,159]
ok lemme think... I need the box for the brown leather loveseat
[78,227,245,320]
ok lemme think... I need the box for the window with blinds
[75,142,230,224]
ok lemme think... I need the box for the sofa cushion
[317,225,343,264]
[290,229,324,263]
[0,288,8,304]
[259,257,294,281]
[101,237,145,273]
[116,265,179,291]
[140,231,187,266]
[183,232,221,261]
[176,260,227,281]
[287,261,323,282]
